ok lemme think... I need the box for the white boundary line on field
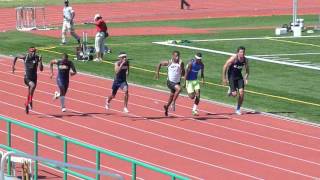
[188,35,320,42]
[254,52,320,57]
[152,41,320,71]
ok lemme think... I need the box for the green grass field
[0,14,319,122]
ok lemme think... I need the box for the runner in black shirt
[105,52,130,113]
[222,46,249,115]
[50,53,77,112]
[12,47,43,114]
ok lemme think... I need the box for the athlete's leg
[122,83,129,113]
[186,80,194,98]
[237,88,244,111]
[194,89,200,105]
[28,81,36,109]
[192,88,200,116]
[172,84,181,104]
[61,21,68,44]
[164,92,174,116]
[124,90,129,108]
[69,22,80,44]
[59,85,67,109]
[236,79,245,115]
[106,82,119,109]
[229,79,237,97]
[170,84,181,111]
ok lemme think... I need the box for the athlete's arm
[70,9,77,24]
[180,61,185,77]
[70,61,77,76]
[155,60,169,80]
[115,60,126,74]
[244,59,249,84]
[49,60,58,79]
[126,61,130,77]
[222,55,235,85]
[71,9,75,21]
[39,55,44,72]
[183,61,192,86]
[200,62,205,85]
[12,55,25,73]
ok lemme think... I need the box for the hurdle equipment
[76,32,94,61]
[16,6,48,31]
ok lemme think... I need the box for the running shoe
[28,102,33,110]
[105,97,110,110]
[53,91,60,100]
[62,108,67,112]
[235,109,242,115]
[192,109,199,116]
[123,107,129,113]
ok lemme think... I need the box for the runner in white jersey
[156,51,185,116]
[61,0,80,45]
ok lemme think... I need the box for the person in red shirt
[93,14,109,61]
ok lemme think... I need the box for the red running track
[0,58,320,179]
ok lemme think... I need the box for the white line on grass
[153,41,320,71]
[189,35,320,42]
[253,52,320,57]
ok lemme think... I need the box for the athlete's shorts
[112,81,128,96]
[24,76,37,87]
[167,80,180,93]
[229,78,244,92]
[185,80,200,94]
[57,78,69,91]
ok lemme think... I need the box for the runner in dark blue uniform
[222,46,249,115]
[50,53,77,112]
[12,47,43,114]
[105,52,130,113]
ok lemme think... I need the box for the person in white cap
[183,52,204,116]
[61,0,80,45]
[93,14,108,61]
[105,52,130,113]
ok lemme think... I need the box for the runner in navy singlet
[222,46,249,115]
[50,53,77,112]
[105,52,130,113]
[12,47,43,114]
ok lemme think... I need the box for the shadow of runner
[37,112,111,119]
